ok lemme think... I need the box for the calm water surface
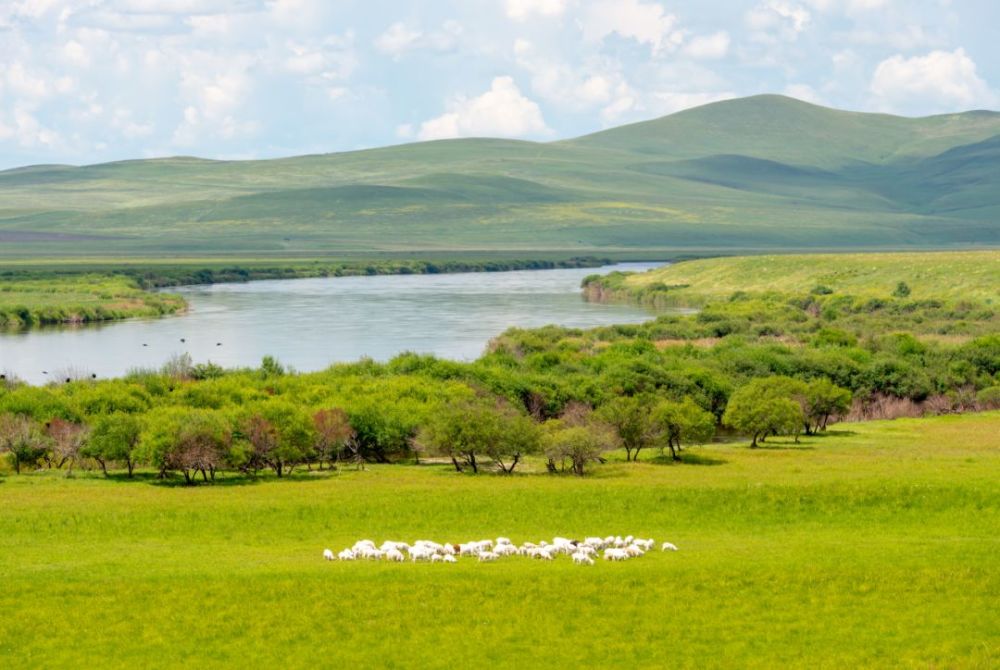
[0,263,666,385]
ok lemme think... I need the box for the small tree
[239,401,313,477]
[85,412,143,477]
[804,378,852,432]
[651,397,716,460]
[0,414,45,474]
[723,385,804,448]
[46,418,90,476]
[893,281,911,298]
[597,395,657,462]
[312,408,355,469]
[542,404,617,476]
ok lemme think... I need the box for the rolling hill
[0,95,998,259]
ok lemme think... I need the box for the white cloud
[505,0,568,21]
[580,0,684,55]
[870,48,997,113]
[417,76,550,141]
[374,20,462,58]
[683,31,730,60]
[747,1,811,41]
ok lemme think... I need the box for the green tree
[141,408,232,484]
[597,395,657,462]
[804,378,852,432]
[238,401,313,477]
[722,383,805,448]
[45,418,90,475]
[651,397,716,460]
[85,412,143,477]
[0,413,46,474]
[542,404,617,476]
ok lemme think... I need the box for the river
[0,263,664,385]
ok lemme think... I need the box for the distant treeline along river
[0,264,666,385]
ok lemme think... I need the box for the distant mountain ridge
[1,94,998,258]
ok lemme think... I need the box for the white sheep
[661,542,679,552]
[584,537,606,550]
[323,549,335,561]
[430,554,443,563]
[494,543,518,557]
[443,554,457,563]
[603,548,628,562]
[338,549,356,561]
[572,552,595,565]
[496,537,512,546]
[625,544,644,558]
[385,548,405,562]
[478,551,499,562]
[635,538,655,551]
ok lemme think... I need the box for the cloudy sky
[0,0,997,168]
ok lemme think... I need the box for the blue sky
[0,0,997,168]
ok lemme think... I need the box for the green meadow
[615,250,1000,305]
[1,413,997,668]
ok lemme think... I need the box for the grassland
[589,250,1000,307]
[1,412,997,668]
[1,95,998,260]
[0,274,185,327]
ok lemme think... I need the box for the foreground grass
[621,250,1000,304]
[1,412,998,668]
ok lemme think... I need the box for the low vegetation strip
[585,250,1000,307]
[0,274,185,328]
[0,414,996,667]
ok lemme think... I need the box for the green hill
[1,95,998,259]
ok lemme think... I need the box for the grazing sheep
[496,537,512,546]
[635,538,655,551]
[661,542,679,552]
[385,548,405,562]
[584,537,606,550]
[408,546,434,562]
[430,554,443,563]
[443,554,457,563]
[323,549,335,561]
[603,548,628,562]
[338,549,356,561]
[494,543,518,557]
[572,552,595,566]
[625,544,644,558]
[478,551,498,562]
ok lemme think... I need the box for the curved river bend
[1,263,664,385]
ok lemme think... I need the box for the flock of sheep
[323,535,678,566]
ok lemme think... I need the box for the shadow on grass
[98,469,347,488]
[752,442,816,451]
[647,451,727,466]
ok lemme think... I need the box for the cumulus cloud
[505,0,568,21]
[683,31,730,59]
[417,76,550,141]
[870,48,998,113]
[580,0,684,55]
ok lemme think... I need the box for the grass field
[1,412,997,668]
[1,95,998,259]
[615,250,1000,305]
[0,274,185,327]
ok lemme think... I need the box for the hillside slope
[1,95,998,258]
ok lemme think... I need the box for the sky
[0,0,997,169]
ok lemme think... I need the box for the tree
[804,378,852,432]
[651,397,716,460]
[542,404,617,476]
[312,408,354,469]
[417,400,498,473]
[597,395,657,462]
[85,412,142,477]
[893,281,911,298]
[45,418,90,476]
[141,408,232,484]
[0,414,46,474]
[239,401,313,477]
[722,384,804,448]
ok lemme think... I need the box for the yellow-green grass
[0,274,185,326]
[623,250,1000,304]
[1,412,998,668]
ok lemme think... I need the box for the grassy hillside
[594,250,1000,306]
[1,413,997,668]
[0,95,998,259]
